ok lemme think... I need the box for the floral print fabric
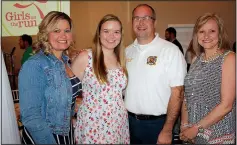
[74,50,130,144]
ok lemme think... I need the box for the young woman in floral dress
[72,14,129,144]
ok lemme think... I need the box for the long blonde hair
[92,14,128,84]
[192,13,230,56]
[34,11,76,55]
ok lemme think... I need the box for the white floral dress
[74,50,130,144]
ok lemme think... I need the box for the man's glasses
[132,16,155,22]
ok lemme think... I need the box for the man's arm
[157,44,186,144]
[157,86,184,144]
[164,86,184,131]
[180,98,189,132]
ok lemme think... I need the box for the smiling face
[132,5,156,44]
[197,19,219,50]
[48,19,73,53]
[100,20,122,50]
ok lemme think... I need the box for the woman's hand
[180,123,190,132]
[180,125,198,142]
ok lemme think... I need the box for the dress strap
[86,49,93,68]
[222,50,234,64]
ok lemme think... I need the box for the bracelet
[195,123,205,134]
[181,123,190,128]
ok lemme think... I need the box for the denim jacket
[19,50,74,144]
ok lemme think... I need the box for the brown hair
[187,39,196,60]
[192,13,230,56]
[92,14,128,84]
[34,11,76,55]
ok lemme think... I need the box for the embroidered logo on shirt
[147,56,157,65]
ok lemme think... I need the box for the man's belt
[128,111,167,120]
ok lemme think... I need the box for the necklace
[200,50,223,63]
[187,50,223,86]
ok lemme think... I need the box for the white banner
[2,0,70,36]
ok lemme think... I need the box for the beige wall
[2,1,236,72]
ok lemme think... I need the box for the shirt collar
[39,50,70,65]
[132,33,159,51]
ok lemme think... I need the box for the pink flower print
[104,118,107,122]
[74,50,129,143]
[103,99,108,104]
[93,129,97,133]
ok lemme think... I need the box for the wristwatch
[196,123,204,134]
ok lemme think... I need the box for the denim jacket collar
[39,50,70,65]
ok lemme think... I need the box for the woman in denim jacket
[19,11,82,144]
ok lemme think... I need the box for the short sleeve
[166,47,187,87]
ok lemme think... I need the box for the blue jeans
[128,114,166,144]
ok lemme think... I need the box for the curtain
[1,50,21,144]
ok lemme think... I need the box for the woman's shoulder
[19,54,47,76]
[223,50,235,56]
[21,51,54,71]
[23,51,44,64]
[222,50,235,64]
[191,56,198,64]
[71,48,91,67]
[76,49,90,60]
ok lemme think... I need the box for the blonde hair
[187,39,196,60]
[92,14,128,84]
[34,11,76,55]
[192,13,230,56]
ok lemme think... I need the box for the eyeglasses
[132,16,155,22]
